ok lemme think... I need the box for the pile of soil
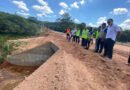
[13,30,130,90]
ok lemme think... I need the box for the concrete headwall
[6,42,59,66]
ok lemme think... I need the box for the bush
[0,12,42,35]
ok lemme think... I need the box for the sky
[0,0,130,29]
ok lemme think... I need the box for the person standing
[81,28,88,48]
[103,19,121,60]
[86,27,93,49]
[95,23,107,53]
[71,28,76,42]
[75,28,81,44]
[66,28,71,42]
[94,27,100,52]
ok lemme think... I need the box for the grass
[0,33,31,63]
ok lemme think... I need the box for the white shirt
[106,24,121,41]
[71,29,76,35]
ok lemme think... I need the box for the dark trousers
[86,39,91,49]
[75,36,80,44]
[103,38,115,59]
[72,35,76,42]
[128,55,130,64]
[96,38,105,53]
[82,38,87,47]
[66,34,70,41]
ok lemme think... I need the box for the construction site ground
[0,30,130,90]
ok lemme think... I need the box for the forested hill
[0,12,43,35]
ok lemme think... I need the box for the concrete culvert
[6,42,59,66]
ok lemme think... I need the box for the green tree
[56,13,75,32]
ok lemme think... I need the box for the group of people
[66,18,130,64]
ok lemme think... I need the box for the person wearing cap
[103,18,121,60]
[95,23,107,53]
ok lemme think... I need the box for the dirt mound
[13,30,130,90]
[1,30,130,90]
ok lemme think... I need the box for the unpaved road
[1,30,130,90]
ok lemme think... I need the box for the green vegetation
[44,13,87,32]
[117,30,130,43]
[0,34,30,63]
[0,12,43,35]
[0,11,44,63]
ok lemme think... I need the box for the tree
[77,23,86,30]
[0,12,41,35]
[56,13,75,32]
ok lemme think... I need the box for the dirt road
[13,30,130,90]
[1,30,130,90]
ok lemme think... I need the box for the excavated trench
[0,42,59,90]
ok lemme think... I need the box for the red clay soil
[0,30,129,90]
[11,30,130,90]
[0,61,38,90]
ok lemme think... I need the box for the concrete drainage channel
[6,42,59,66]
[0,42,59,90]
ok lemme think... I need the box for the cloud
[33,0,53,17]
[37,0,48,6]
[88,23,97,27]
[33,5,53,14]
[120,19,130,30]
[59,2,68,9]
[88,17,107,27]
[59,9,66,15]
[97,17,107,25]
[37,13,45,17]
[37,13,56,18]
[71,2,79,9]
[110,8,128,15]
[12,0,29,12]
[16,11,30,17]
[74,19,80,23]
[80,0,85,5]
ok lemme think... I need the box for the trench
[0,42,59,90]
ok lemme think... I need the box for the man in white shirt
[103,18,121,60]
